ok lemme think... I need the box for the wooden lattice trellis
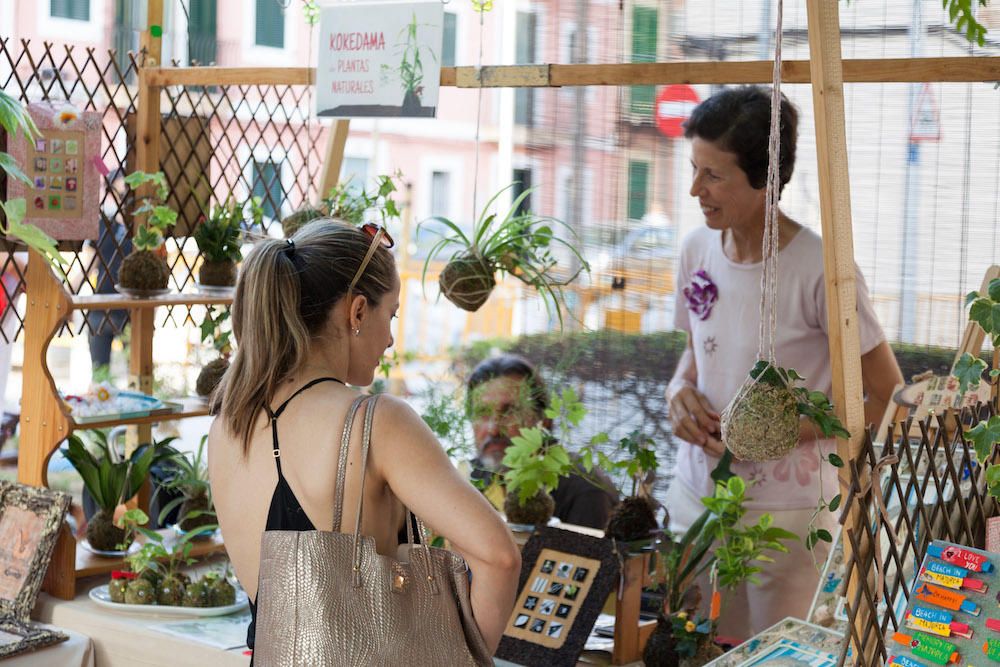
[837,389,1000,665]
[0,37,323,341]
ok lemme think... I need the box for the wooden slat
[69,399,210,431]
[70,291,233,310]
[147,56,1000,89]
[139,0,164,66]
[17,251,73,488]
[806,2,871,664]
[145,66,314,87]
[318,120,350,200]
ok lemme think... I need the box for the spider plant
[418,183,587,325]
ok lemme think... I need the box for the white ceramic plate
[89,584,249,617]
[194,282,235,296]
[80,539,142,557]
[114,284,171,298]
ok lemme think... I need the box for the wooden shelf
[68,398,210,430]
[75,530,226,578]
[70,290,233,311]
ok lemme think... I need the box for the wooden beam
[145,67,314,87]
[138,0,164,66]
[806,2,872,664]
[146,56,1000,89]
[317,120,351,200]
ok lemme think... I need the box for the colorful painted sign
[6,101,101,240]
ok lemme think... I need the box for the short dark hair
[683,85,799,194]
[466,354,549,418]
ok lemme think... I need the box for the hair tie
[284,238,296,258]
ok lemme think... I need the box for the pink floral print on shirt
[772,443,820,487]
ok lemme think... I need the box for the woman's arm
[666,337,724,456]
[372,395,521,654]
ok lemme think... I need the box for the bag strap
[332,394,368,533]
[348,395,438,593]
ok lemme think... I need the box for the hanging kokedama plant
[722,362,801,461]
[419,183,587,325]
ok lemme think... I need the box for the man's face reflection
[469,375,542,470]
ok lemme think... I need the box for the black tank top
[246,377,344,656]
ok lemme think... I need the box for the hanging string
[756,0,784,365]
[470,6,486,227]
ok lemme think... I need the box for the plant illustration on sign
[381,13,436,114]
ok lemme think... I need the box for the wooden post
[612,552,656,664]
[317,120,351,200]
[17,251,72,487]
[806,1,872,662]
[129,0,164,459]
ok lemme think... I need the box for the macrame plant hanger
[719,0,801,463]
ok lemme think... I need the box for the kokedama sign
[316,0,443,118]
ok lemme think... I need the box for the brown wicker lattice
[835,387,999,666]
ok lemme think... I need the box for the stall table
[32,577,249,667]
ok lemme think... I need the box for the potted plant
[194,197,259,287]
[61,433,158,551]
[419,184,587,321]
[155,435,217,537]
[500,386,588,526]
[952,278,1000,497]
[195,306,232,398]
[721,361,850,462]
[583,429,661,543]
[118,170,177,293]
[281,174,400,237]
[644,471,797,666]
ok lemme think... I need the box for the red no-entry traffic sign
[655,84,701,138]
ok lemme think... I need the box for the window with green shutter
[630,5,657,116]
[441,12,457,67]
[628,160,649,221]
[252,159,284,221]
[189,0,218,65]
[514,11,537,127]
[255,0,285,49]
[51,0,90,21]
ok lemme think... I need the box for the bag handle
[332,394,368,533]
[349,395,438,593]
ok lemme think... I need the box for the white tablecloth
[32,579,249,667]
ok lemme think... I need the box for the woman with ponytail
[208,219,520,660]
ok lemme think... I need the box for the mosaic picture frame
[496,527,619,667]
[0,482,71,659]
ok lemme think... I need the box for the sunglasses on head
[349,222,394,291]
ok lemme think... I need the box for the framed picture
[0,482,71,659]
[6,101,101,239]
[496,527,620,667]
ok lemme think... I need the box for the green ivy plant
[942,0,990,46]
[199,306,232,356]
[195,197,260,264]
[124,170,178,251]
[322,174,401,227]
[0,90,66,270]
[951,278,1000,499]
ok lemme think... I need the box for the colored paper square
[64,196,77,211]
[34,157,47,172]
[65,139,78,155]
[47,195,60,210]
[65,158,78,174]
[33,177,45,189]
[49,177,63,190]
[65,177,77,192]
[34,138,46,152]
[50,139,63,154]
[49,158,62,173]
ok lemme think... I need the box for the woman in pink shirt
[664,86,903,638]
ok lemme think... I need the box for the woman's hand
[667,380,725,457]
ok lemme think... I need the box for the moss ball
[118,250,170,291]
[504,490,555,526]
[196,357,229,398]
[124,578,155,605]
[605,496,659,542]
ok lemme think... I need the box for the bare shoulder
[369,393,427,433]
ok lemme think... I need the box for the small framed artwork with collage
[496,527,619,667]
